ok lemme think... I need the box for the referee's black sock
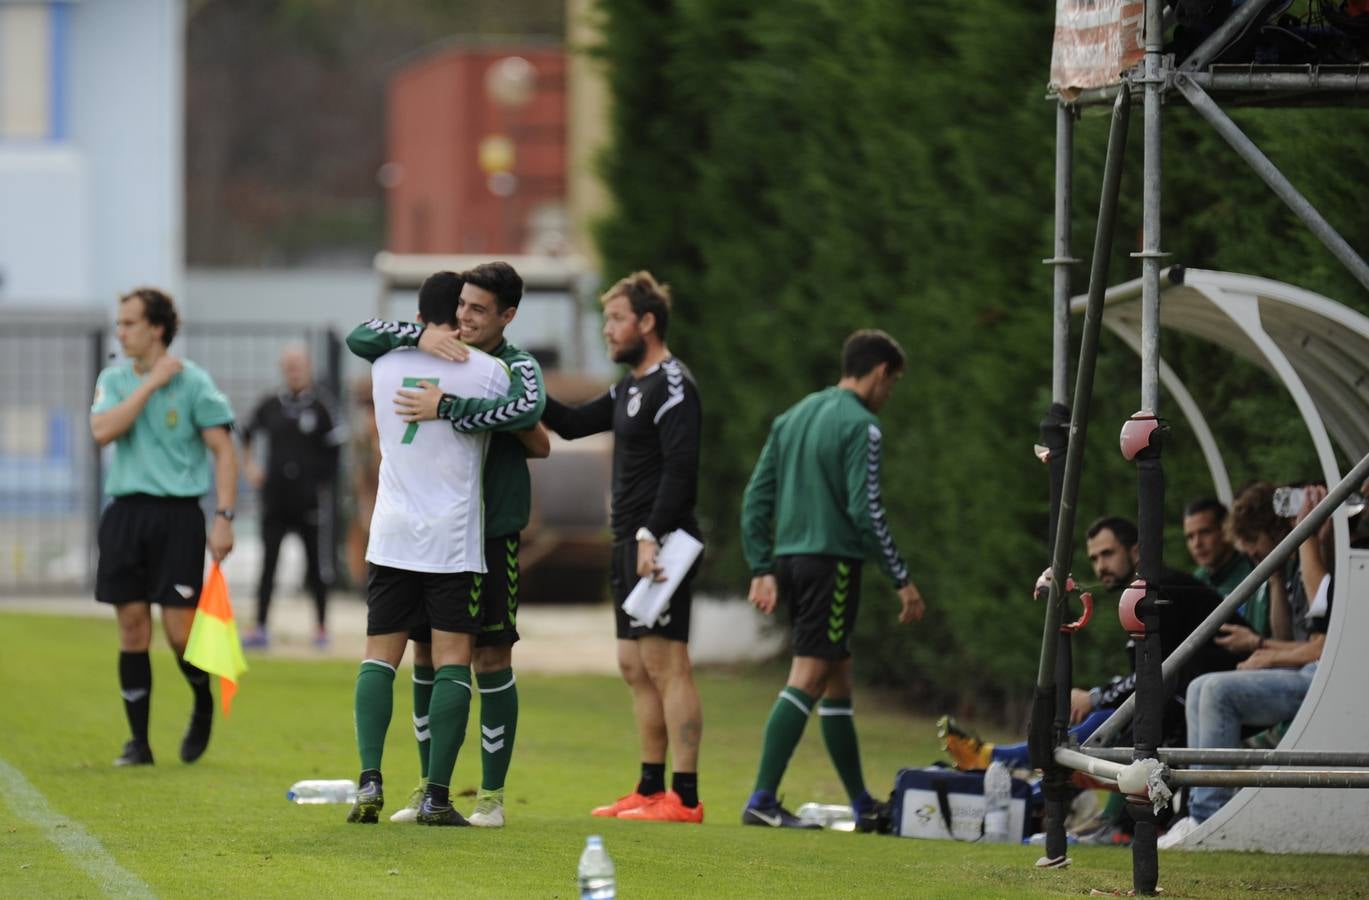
[637,762,666,797]
[177,655,214,717]
[118,651,152,744]
[672,771,699,808]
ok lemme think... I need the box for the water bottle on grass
[286,779,357,804]
[982,761,1012,843]
[578,835,616,900]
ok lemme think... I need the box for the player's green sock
[426,664,472,790]
[412,664,435,779]
[354,660,396,772]
[752,686,815,795]
[476,667,518,791]
[819,697,868,805]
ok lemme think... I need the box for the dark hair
[1086,515,1138,548]
[842,329,906,378]
[120,287,179,346]
[1229,480,1289,544]
[462,261,524,312]
[418,270,463,327]
[602,271,671,340]
[1183,497,1228,522]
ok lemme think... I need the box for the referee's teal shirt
[92,360,235,497]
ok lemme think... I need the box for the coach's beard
[612,338,646,367]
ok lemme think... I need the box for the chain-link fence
[0,315,343,594]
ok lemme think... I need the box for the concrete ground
[0,587,785,674]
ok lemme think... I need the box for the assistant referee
[91,288,238,767]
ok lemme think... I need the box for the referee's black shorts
[95,494,206,608]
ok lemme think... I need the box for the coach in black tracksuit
[541,271,706,824]
[241,345,342,646]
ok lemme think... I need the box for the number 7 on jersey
[401,377,439,444]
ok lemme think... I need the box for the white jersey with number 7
[366,346,510,573]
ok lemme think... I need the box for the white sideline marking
[0,754,156,898]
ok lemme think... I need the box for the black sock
[359,769,382,788]
[118,651,152,743]
[673,771,699,808]
[426,783,450,807]
[176,655,213,716]
[637,762,666,796]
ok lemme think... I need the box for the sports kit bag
[889,765,1032,841]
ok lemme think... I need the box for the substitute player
[345,270,512,827]
[345,261,548,827]
[739,329,926,829]
[91,287,237,767]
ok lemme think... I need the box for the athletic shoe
[389,779,427,823]
[617,790,704,823]
[468,788,505,828]
[417,797,470,827]
[591,790,662,817]
[180,709,213,763]
[741,798,819,829]
[313,629,330,650]
[1156,815,1200,849]
[855,799,892,834]
[346,780,384,824]
[113,739,154,767]
[241,628,269,650]
[936,715,993,771]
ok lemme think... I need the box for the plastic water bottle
[577,835,616,900]
[982,761,1012,843]
[795,802,856,831]
[286,779,357,804]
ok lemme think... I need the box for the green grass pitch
[2,612,1367,898]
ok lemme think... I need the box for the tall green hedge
[593,1,1369,716]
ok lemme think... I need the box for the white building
[0,0,183,309]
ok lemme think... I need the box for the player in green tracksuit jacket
[738,329,927,832]
[344,262,547,828]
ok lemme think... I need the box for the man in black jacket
[241,345,342,648]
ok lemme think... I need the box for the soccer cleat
[591,790,662,817]
[346,780,384,824]
[180,709,213,763]
[741,798,820,829]
[389,779,427,823]
[855,799,892,834]
[113,739,154,767]
[241,628,269,650]
[417,797,470,827]
[313,629,330,650]
[937,715,993,771]
[468,788,505,828]
[617,790,704,824]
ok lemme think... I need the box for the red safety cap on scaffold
[1118,580,1148,635]
[1119,410,1160,461]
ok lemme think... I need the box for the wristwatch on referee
[215,508,236,522]
[634,527,657,545]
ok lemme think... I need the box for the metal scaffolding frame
[1037,0,1369,890]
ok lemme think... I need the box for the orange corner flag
[183,562,248,715]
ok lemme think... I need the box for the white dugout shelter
[1074,266,1369,853]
